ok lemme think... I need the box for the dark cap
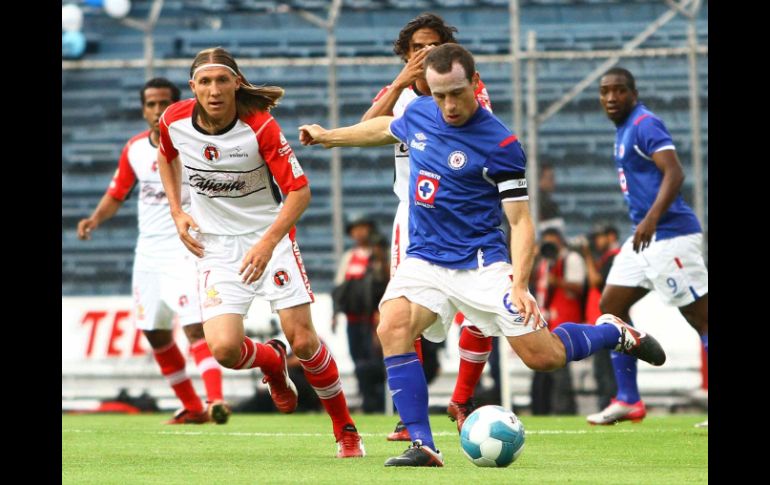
[345,215,376,235]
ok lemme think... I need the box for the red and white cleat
[587,398,646,425]
[262,339,299,414]
[336,424,366,458]
[165,408,210,425]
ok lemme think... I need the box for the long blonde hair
[190,47,284,124]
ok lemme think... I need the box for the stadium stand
[63,0,707,296]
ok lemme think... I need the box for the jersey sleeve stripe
[633,113,652,125]
[653,144,676,153]
[632,144,653,161]
[498,135,518,148]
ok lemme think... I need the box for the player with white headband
[157,47,365,458]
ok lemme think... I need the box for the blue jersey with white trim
[389,96,528,269]
[614,103,701,240]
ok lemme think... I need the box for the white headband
[191,63,239,80]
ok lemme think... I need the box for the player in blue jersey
[587,67,708,427]
[300,44,667,467]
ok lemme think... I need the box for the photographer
[530,228,586,415]
[332,216,389,413]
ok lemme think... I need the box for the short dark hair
[601,67,636,91]
[393,12,458,62]
[424,43,475,83]
[141,77,181,105]
[541,227,565,243]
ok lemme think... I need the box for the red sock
[299,343,354,439]
[153,341,203,413]
[414,337,424,363]
[190,339,223,402]
[451,325,492,404]
[232,337,281,374]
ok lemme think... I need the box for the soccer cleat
[165,407,210,425]
[208,400,232,425]
[596,313,667,366]
[447,398,476,433]
[262,339,299,414]
[387,421,411,441]
[384,439,444,467]
[336,424,366,458]
[587,398,646,425]
[694,419,708,428]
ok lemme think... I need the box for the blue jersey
[613,103,701,240]
[389,96,528,269]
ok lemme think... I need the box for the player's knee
[519,345,564,372]
[599,293,622,316]
[209,342,240,368]
[287,332,319,360]
[377,317,410,344]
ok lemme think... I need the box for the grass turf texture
[63,413,707,484]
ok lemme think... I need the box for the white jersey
[107,130,191,272]
[371,80,493,202]
[158,99,308,236]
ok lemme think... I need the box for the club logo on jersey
[204,286,222,308]
[202,143,221,162]
[618,144,625,159]
[415,172,440,208]
[448,150,468,170]
[273,269,291,287]
[178,295,188,307]
[151,161,158,172]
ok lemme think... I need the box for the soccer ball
[460,405,525,467]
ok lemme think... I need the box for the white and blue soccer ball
[460,405,525,467]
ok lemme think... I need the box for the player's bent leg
[202,314,247,368]
[448,325,491,432]
[679,293,708,337]
[145,329,208,424]
[381,299,443,465]
[185,323,229,424]
[679,294,708,427]
[596,286,650,421]
[278,303,364,458]
[507,327,566,371]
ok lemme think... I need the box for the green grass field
[62,412,707,484]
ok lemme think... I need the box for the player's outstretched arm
[299,116,399,148]
[77,193,124,240]
[503,200,542,327]
[157,151,205,257]
[633,149,685,253]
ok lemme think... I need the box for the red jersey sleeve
[372,85,392,105]
[158,112,178,161]
[106,139,137,201]
[254,115,308,194]
[475,79,493,113]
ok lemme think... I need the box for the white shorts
[390,201,409,277]
[606,232,708,307]
[132,255,203,331]
[196,231,314,322]
[380,257,542,343]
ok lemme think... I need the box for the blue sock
[701,332,708,354]
[553,323,621,362]
[384,352,435,451]
[611,351,640,403]
[609,319,640,404]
